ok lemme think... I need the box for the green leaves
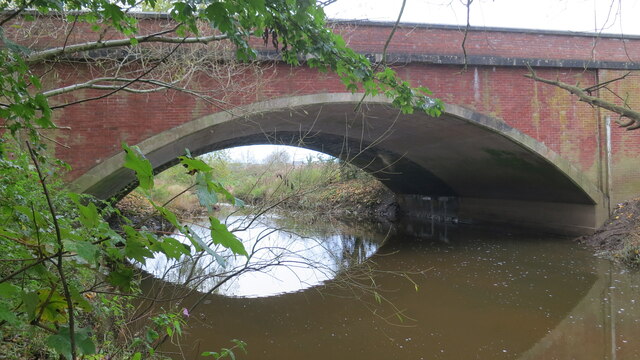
[159,237,191,260]
[0,283,21,325]
[170,2,197,34]
[73,241,100,264]
[123,226,154,264]
[202,339,247,359]
[106,265,135,291]
[47,326,96,359]
[209,217,247,256]
[123,143,154,190]
[0,302,19,325]
[0,50,54,140]
[179,155,213,173]
[76,201,100,228]
[151,312,185,340]
[196,177,219,211]
[122,144,247,267]
[204,3,233,33]
[21,291,39,322]
[189,228,227,266]
[180,152,243,209]
[100,2,138,36]
[34,289,69,323]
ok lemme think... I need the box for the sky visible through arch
[223,145,331,164]
[226,0,640,163]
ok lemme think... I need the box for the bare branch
[0,0,37,26]
[317,0,338,7]
[49,38,186,110]
[525,65,640,130]
[25,30,231,65]
[461,0,473,70]
[42,77,232,109]
[380,0,406,66]
[354,0,406,111]
[583,72,631,94]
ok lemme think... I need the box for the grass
[612,230,640,268]
[137,150,392,219]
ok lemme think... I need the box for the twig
[0,126,71,129]
[27,142,77,360]
[61,14,79,51]
[151,266,247,351]
[0,0,37,26]
[461,0,474,71]
[34,281,58,326]
[583,72,631,95]
[50,38,187,110]
[37,132,70,148]
[354,0,406,112]
[30,319,58,334]
[25,29,228,64]
[0,250,60,283]
[42,77,234,112]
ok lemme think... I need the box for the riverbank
[578,197,640,268]
[279,178,398,221]
[115,177,398,227]
[110,192,175,233]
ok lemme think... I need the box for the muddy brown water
[143,217,640,359]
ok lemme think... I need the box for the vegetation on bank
[0,141,248,359]
[143,149,396,221]
[579,197,640,268]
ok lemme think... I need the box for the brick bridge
[34,15,640,234]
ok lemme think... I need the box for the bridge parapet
[6,13,640,67]
[335,21,640,68]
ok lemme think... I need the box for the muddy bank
[577,197,640,267]
[280,179,398,221]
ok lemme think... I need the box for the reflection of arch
[517,261,610,359]
[71,93,607,234]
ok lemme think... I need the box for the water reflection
[142,220,640,360]
[519,261,640,359]
[144,215,385,297]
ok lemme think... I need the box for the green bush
[0,139,245,359]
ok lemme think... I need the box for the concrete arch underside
[71,93,607,235]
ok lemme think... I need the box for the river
[142,215,640,359]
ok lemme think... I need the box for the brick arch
[70,93,606,233]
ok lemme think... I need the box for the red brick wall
[598,70,640,204]
[22,17,639,203]
[338,24,640,62]
[51,64,601,179]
